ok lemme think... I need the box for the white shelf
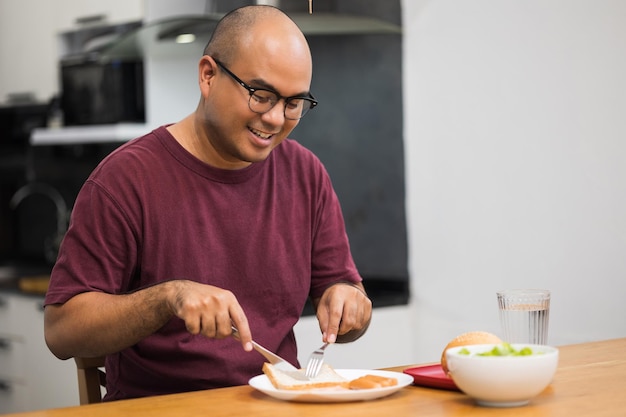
[31,123,155,145]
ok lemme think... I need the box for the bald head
[204,5,310,66]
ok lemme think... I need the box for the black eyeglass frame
[213,58,318,120]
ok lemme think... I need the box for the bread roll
[440,331,502,373]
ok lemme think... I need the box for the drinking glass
[497,289,550,344]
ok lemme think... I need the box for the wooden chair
[74,356,106,404]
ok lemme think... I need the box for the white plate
[248,369,413,403]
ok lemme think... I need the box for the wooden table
[7,338,626,417]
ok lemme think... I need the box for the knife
[231,326,309,380]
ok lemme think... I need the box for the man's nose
[261,99,287,124]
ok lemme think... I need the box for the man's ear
[198,55,217,96]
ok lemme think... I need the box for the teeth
[250,127,272,139]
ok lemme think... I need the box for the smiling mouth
[250,127,273,140]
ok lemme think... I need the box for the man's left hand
[313,282,372,344]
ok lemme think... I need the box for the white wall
[401,0,626,363]
[0,0,57,103]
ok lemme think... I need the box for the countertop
[0,263,51,296]
[0,267,408,312]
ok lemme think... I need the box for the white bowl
[445,343,559,407]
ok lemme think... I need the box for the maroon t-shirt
[44,126,361,400]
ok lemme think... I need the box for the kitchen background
[1,0,625,413]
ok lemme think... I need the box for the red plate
[403,364,459,391]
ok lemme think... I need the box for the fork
[304,342,329,379]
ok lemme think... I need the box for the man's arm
[44,280,253,360]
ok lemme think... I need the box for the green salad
[459,343,535,357]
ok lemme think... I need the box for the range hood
[65,12,401,62]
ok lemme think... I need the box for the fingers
[168,280,252,350]
[319,305,341,344]
[230,311,253,352]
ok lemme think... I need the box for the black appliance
[0,103,49,264]
[60,58,145,126]
[0,102,48,148]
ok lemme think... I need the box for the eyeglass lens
[249,90,314,120]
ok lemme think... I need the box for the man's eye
[286,99,303,109]
[252,92,274,104]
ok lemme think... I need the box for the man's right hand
[166,280,253,351]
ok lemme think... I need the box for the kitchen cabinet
[0,292,78,413]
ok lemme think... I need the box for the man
[44,5,371,401]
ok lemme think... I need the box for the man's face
[199,40,313,169]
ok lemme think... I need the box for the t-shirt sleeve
[44,179,139,306]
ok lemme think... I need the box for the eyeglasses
[214,59,318,120]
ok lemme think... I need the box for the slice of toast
[262,362,349,390]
